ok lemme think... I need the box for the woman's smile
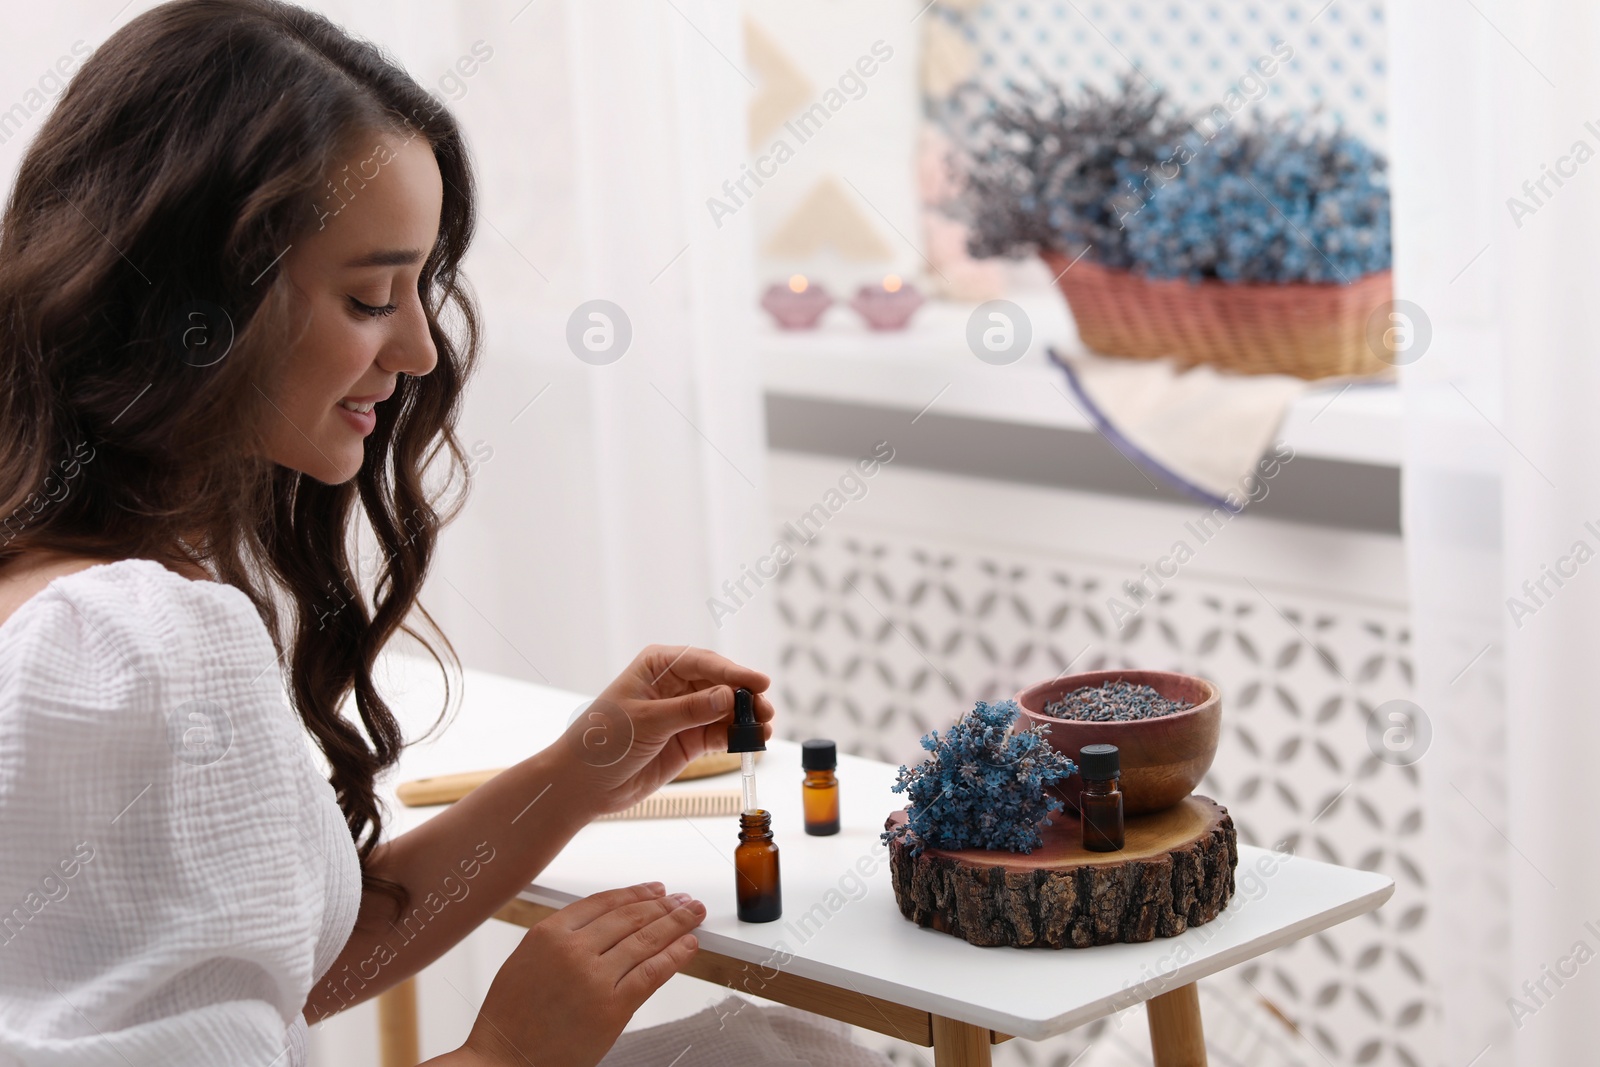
[334,384,393,435]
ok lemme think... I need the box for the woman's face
[265,130,444,483]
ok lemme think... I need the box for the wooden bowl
[1014,669,1220,815]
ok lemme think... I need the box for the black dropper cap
[726,687,765,753]
[1078,743,1120,780]
[801,739,836,771]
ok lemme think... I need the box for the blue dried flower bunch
[880,699,1077,858]
[1118,121,1391,283]
[950,78,1390,285]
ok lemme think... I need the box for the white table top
[377,654,1394,1042]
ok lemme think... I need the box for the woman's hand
[554,645,774,816]
[442,882,705,1067]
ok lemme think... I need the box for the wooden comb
[594,790,742,820]
[396,768,504,807]
[397,770,742,820]
[396,750,756,808]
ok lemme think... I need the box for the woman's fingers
[637,674,774,725]
[613,929,701,1003]
[751,689,776,723]
[468,884,701,1066]
[640,645,771,696]
[598,895,705,975]
[645,684,734,734]
[664,719,773,762]
[645,687,777,747]
[552,882,665,931]
[580,891,701,951]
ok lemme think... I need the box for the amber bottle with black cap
[728,688,781,922]
[801,739,840,836]
[1078,743,1125,852]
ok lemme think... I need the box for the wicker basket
[1041,251,1396,380]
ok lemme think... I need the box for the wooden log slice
[885,795,1237,948]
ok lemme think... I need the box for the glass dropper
[740,751,759,813]
[726,687,765,813]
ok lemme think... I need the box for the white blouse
[0,558,362,1066]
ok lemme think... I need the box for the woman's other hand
[446,882,704,1067]
[555,645,774,816]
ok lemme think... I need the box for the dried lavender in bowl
[1042,680,1192,722]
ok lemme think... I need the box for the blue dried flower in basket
[880,699,1077,859]
[1117,121,1391,284]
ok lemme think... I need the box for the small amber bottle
[801,739,840,836]
[1079,743,1125,852]
[735,809,782,922]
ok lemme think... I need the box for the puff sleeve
[0,559,361,1067]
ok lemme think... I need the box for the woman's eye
[348,296,399,318]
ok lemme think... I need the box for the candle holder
[761,276,833,330]
[850,275,925,330]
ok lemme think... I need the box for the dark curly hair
[0,0,479,907]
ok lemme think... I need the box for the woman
[0,2,776,1064]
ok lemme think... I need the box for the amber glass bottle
[801,739,840,836]
[1078,743,1125,852]
[735,809,782,922]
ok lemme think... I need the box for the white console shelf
[758,292,1405,468]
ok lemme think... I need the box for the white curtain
[1391,2,1599,1063]
[348,2,769,1060]
[359,0,772,693]
[341,2,772,1054]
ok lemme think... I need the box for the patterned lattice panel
[930,0,1389,151]
[768,465,1431,1067]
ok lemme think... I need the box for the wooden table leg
[932,1014,993,1067]
[377,977,421,1067]
[1145,982,1206,1067]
